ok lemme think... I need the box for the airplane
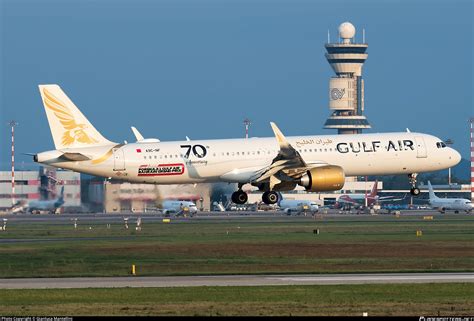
[427,181,473,213]
[335,180,404,209]
[160,200,198,216]
[33,85,461,205]
[277,193,319,215]
[12,186,65,214]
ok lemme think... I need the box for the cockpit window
[436,142,447,148]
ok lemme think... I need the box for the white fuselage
[162,200,198,214]
[279,199,319,213]
[429,198,473,212]
[37,132,460,187]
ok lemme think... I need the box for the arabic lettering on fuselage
[336,140,415,153]
[295,138,333,148]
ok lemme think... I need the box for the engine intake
[300,165,345,192]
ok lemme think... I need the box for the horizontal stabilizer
[60,152,91,161]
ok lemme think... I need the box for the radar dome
[338,22,356,39]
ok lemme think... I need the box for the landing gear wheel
[232,190,248,204]
[410,187,420,196]
[262,191,279,205]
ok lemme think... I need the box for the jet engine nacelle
[299,165,345,192]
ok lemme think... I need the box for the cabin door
[415,136,427,158]
[113,148,126,171]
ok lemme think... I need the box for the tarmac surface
[0,208,450,223]
[1,273,473,289]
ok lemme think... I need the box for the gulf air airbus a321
[34,85,461,205]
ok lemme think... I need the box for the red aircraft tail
[369,180,378,198]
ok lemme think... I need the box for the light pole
[243,118,251,139]
[445,139,454,185]
[8,121,18,206]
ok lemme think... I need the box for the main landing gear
[231,186,280,205]
[262,191,279,205]
[231,189,248,205]
[408,173,420,196]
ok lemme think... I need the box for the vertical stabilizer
[58,186,65,201]
[39,84,115,149]
[427,181,438,201]
[369,180,378,197]
[276,192,283,206]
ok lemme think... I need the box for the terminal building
[83,178,212,213]
[0,168,81,211]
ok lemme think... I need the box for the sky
[0,0,472,171]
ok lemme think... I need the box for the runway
[1,273,473,289]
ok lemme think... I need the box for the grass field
[1,214,473,278]
[0,283,472,316]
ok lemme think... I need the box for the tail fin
[59,186,64,201]
[276,191,283,206]
[39,84,114,149]
[427,181,438,200]
[369,180,378,197]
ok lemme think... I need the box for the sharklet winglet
[270,122,290,148]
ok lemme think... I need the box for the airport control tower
[324,22,371,134]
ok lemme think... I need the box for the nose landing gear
[409,173,420,196]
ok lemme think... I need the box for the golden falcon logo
[42,88,98,146]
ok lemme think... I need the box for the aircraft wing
[376,194,408,203]
[251,122,328,189]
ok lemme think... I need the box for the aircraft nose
[448,148,461,167]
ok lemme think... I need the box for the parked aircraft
[34,85,461,205]
[335,180,405,209]
[427,181,473,213]
[277,193,319,215]
[11,186,65,214]
[161,200,198,216]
